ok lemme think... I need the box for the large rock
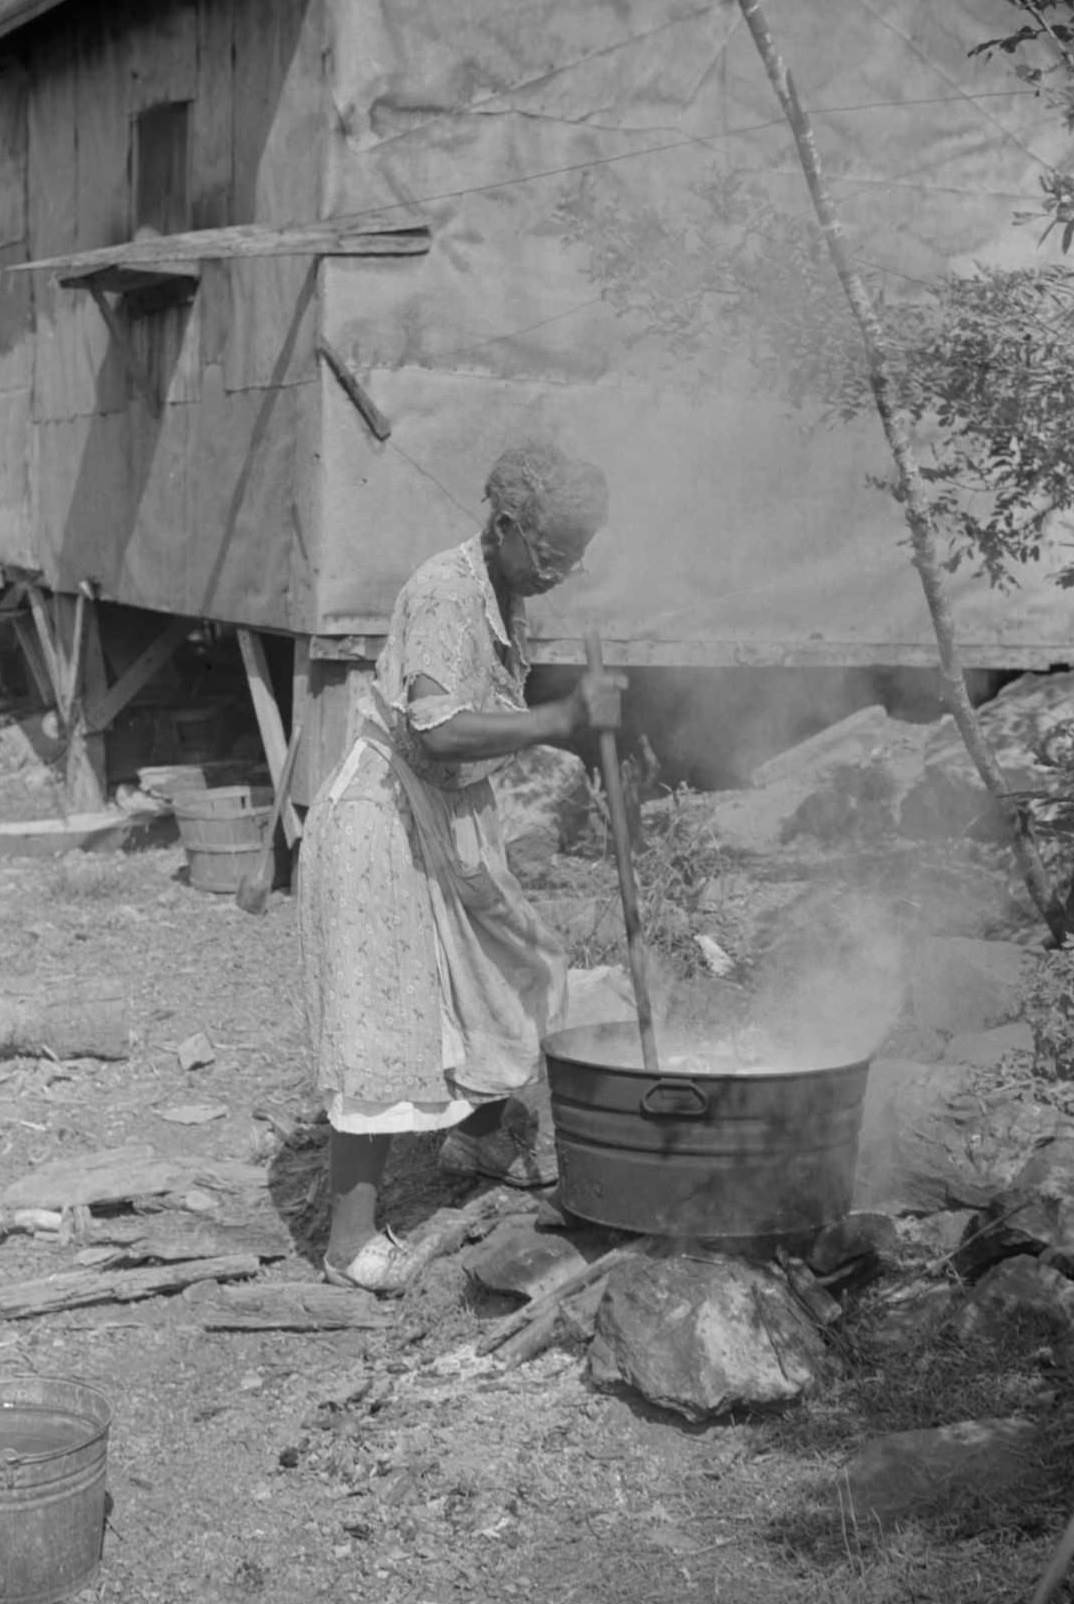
[588,1254,830,1422]
[903,673,1074,842]
[909,938,1032,1035]
[842,1418,1039,1530]
[645,781,816,856]
[855,1057,1067,1215]
[954,1135,1074,1277]
[953,1255,1074,1342]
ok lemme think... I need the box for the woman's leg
[325,1130,391,1270]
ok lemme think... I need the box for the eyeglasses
[515,524,588,584]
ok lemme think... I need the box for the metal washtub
[544,1022,870,1242]
[0,1375,112,1604]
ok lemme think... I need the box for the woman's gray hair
[484,441,609,550]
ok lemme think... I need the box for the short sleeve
[398,584,485,731]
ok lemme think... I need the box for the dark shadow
[263,1121,487,1268]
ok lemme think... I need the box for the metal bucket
[544,1023,870,1243]
[0,1376,112,1604]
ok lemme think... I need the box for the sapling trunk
[736,0,1067,946]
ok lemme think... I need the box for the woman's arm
[409,671,623,763]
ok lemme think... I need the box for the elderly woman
[299,441,620,1294]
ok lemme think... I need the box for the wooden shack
[0,0,1069,816]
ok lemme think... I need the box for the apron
[326,701,568,1099]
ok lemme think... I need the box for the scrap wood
[477,1241,646,1358]
[1,1206,287,1266]
[83,1220,289,1267]
[197,1281,391,1332]
[0,1253,260,1320]
[0,1145,268,1211]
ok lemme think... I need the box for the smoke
[744,889,907,1071]
[649,888,907,1075]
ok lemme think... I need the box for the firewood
[197,1281,392,1331]
[0,1253,260,1319]
[1,1145,268,1211]
[477,1242,645,1356]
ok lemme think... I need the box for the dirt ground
[1,822,1072,1604]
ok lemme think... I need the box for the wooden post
[237,627,301,845]
[12,616,54,706]
[291,635,311,812]
[53,593,108,812]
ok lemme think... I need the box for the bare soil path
[0,840,1068,1604]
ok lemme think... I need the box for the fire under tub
[544,1023,870,1244]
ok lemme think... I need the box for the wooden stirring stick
[584,632,661,1078]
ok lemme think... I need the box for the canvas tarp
[317,0,1074,663]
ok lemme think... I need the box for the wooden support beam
[88,283,160,416]
[85,616,189,734]
[25,584,65,707]
[12,616,54,706]
[53,593,108,812]
[237,627,301,846]
[63,586,87,722]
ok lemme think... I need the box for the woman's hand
[563,669,628,734]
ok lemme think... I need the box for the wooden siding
[0,0,327,632]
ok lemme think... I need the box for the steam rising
[655,892,906,1075]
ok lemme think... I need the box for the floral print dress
[298,536,569,1134]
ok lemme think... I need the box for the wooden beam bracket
[86,284,160,416]
[318,340,392,441]
[84,616,190,735]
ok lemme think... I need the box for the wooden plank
[12,220,431,274]
[1,1144,268,1211]
[312,631,1074,672]
[127,0,197,113]
[51,592,107,810]
[60,264,201,296]
[12,615,52,704]
[198,1282,392,1332]
[85,615,189,733]
[309,634,383,661]
[0,58,27,246]
[291,635,310,796]
[192,0,234,231]
[319,339,391,441]
[237,627,301,846]
[25,583,64,704]
[0,1253,260,1320]
[26,28,84,423]
[74,12,129,250]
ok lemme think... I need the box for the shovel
[584,633,661,1078]
[235,722,302,916]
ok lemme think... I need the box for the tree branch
[736,0,1067,945]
